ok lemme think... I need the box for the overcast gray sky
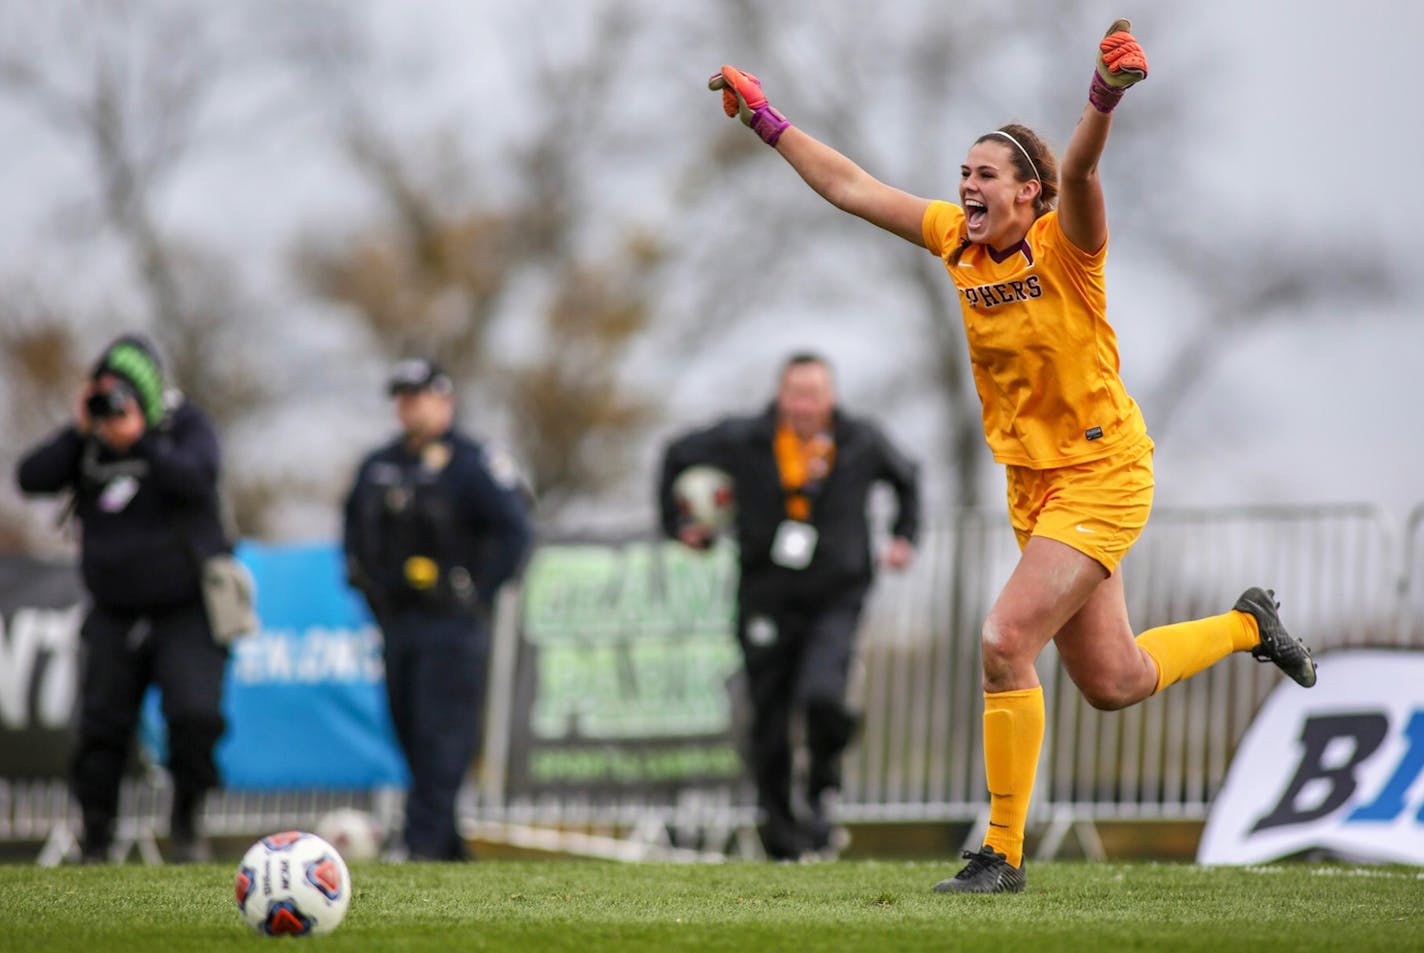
[2,0,1420,538]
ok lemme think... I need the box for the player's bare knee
[980,617,1029,685]
[1083,689,1130,711]
[1078,676,1134,711]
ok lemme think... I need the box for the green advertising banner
[505,540,746,798]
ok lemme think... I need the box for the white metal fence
[7,503,1423,862]
[842,504,1403,831]
[1399,504,1424,645]
[830,503,1411,860]
[467,503,1416,857]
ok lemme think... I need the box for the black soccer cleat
[932,846,1026,894]
[1236,587,1316,688]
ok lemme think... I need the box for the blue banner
[147,542,408,790]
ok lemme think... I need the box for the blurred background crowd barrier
[3,502,1422,864]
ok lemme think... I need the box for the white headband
[985,130,1040,184]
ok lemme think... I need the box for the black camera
[85,383,135,420]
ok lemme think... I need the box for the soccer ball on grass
[234,831,351,936]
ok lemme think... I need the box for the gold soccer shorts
[1004,435,1154,573]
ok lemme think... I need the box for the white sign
[1198,648,1424,865]
[0,605,82,731]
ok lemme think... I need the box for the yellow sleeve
[921,200,964,258]
[1044,210,1107,269]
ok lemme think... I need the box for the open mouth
[965,198,987,231]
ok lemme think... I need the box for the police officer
[657,352,920,860]
[15,334,229,864]
[342,358,532,861]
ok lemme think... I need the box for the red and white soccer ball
[234,831,351,937]
[314,807,384,863]
[673,465,736,533]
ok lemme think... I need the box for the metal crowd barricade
[16,772,401,867]
[461,503,1408,860]
[1398,504,1424,645]
[5,504,1419,862]
[840,508,1019,823]
[840,503,1402,858]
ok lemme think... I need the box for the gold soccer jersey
[922,201,1147,468]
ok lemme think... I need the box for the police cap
[387,357,453,396]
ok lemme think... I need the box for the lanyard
[774,424,834,521]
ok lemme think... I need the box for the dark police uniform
[658,404,920,859]
[343,426,531,861]
[16,388,228,863]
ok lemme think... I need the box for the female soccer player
[707,19,1317,893]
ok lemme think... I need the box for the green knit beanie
[93,335,167,427]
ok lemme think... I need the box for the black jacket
[15,401,226,612]
[658,405,920,596]
[342,429,532,616]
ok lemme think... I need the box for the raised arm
[135,405,221,505]
[1057,20,1149,254]
[710,66,931,248]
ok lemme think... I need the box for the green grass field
[1,859,1420,952]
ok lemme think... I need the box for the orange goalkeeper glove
[1090,18,1149,113]
[708,65,789,146]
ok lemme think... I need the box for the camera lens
[85,385,132,419]
[85,393,113,418]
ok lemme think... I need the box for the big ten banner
[1199,648,1424,865]
[160,541,408,790]
[505,540,745,799]
[0,555,84,779]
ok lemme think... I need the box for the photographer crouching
[15,334,229,864]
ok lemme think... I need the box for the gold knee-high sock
[1136,611,1259,695]
[981,686,1045,868]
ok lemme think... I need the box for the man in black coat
[343,358,532,861]
[658,352,920,860]
[16,334,229,863]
